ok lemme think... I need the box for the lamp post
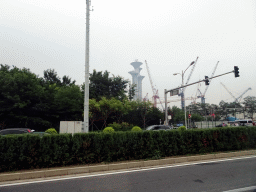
[173,61,195,129]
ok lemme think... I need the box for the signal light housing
[234,66,239,77]
[205,76,209,85]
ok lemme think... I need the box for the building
[128,60,145,101]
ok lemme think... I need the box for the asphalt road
[1,157,256,192]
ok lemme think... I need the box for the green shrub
[108,122,133,131]
[131,126,142,132]
[178,126,186,131]
[103,127,115,133]
[45,128,58,134]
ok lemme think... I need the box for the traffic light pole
[164,69,235,126]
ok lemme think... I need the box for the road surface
[1,156,255,192]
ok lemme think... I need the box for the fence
[194,121,227,129]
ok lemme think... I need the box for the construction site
[129,58,253,121]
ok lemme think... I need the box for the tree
[54,84,83,121]
[168,106,184,123]
[89,69,130,101]
[43,69,76,87]
[0,64,51,128]
[98,97,124,128]
[128,83,136,101]
[137,101,152,129]
[243,96,256,119]
[145,107,164,126]
[89,99,101,131]
[43,69,61,85]
[62,75,76,86]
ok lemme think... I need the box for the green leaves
[89,69,130,101]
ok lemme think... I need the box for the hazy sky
[1,0,256,108]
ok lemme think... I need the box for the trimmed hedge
[0,127,256,172]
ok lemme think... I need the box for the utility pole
[84,0,92,133]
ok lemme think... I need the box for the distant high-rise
[129,60,145,101]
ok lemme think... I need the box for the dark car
[146,125,173,131]
[216,123,226,127]
[0,128,33,136]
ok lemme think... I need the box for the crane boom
[237,87,252,102]
[220,82,236,100]
[203,61,219,96]
[221,82,252,103]
[145,60,156,95]
[185,57,199,86]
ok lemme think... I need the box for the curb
[0,150,256,182]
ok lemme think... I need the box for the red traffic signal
[188,114,191,118]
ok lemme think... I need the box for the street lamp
[173,61,195,129]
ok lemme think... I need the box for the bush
[178,126,186,131]
[131,126,142,132]
[103,127,115,133]
[108,122,133,131]
[45,128,58,134]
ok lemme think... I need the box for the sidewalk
[1,149,255,182]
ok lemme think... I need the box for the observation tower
[128,60,144,101]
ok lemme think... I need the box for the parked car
[216,123,227,127]
[145,125,173,131]
[0,128,33,136]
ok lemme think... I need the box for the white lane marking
[223,186,256,192]
[1,155,256,187]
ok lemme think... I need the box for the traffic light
[205,76,209,85]
[188,114,191,119]
[234,66,239,77]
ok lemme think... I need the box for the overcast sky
[1,0,256,108]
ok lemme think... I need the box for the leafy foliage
[103,127,115,133]
[89,69,132,101]
[243,96,256,119]
[131,126,142,132]
[45,128,58,134]
[178,126,186,131]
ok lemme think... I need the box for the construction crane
[197,61,219,104]
[220,82,252,103]
[145,60,164,109]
